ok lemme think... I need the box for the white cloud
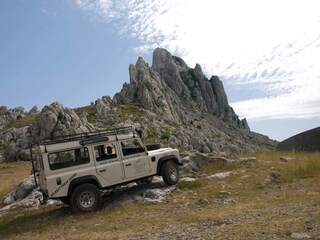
[75,0,320,121]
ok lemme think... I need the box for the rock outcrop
[0,106,38,130]
[102,48,276,154]
[0,102,96,161]
[28,102,95,142]
[114,48,249,130]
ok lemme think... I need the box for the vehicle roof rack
[40,126,134,146]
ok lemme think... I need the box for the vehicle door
[94,142,124,184]
[120,138,151,180]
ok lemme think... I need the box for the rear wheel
[70,183,102,212]
[161,161,179,185]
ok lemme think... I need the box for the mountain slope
[277,127,320,151]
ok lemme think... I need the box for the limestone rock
[3,175,36,206]
[29,102,95,142]
[291,233,311,239]
[280,156,295,162]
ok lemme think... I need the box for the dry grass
[1,152,320,239]
[0,162,31,207]
[280,152,320,180]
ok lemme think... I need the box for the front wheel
[70,183,102,212]
[161,161,180,185]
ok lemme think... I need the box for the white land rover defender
[31,126,182,212]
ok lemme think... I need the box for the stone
[217,191,231,198]
[195,198,210,206]
[263,171,281,185]
[280,156,295,162]
[29,102,95,142]
[237,157,257,164]
[3,176,36,206]
[291,233,311,239]
[206,171,232,179]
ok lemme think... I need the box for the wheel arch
[68,175,102,196]
[157,155,181,174]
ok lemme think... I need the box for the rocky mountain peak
[0,48,278,162]
[115,48,249,130]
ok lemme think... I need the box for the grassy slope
[0,162,31,207]
[0,152,319,239]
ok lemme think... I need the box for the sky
[0,0,319,141]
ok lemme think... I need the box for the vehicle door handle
[99,169,106,172]
[125,164,132,167]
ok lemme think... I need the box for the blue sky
[0,0,319,141]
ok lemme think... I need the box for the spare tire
[146,143,161,151]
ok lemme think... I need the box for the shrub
[161,130,170,140]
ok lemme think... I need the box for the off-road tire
[70,183,102,212]
[161,161,179,185]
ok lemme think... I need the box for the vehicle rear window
[48,147,90,170]
[121,139,145,156]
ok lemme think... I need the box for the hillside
[1,151,319,239]
[0,48,277,162]
[278,127,320,151]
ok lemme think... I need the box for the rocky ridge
[94,48,276,153]
[0,48,277,162]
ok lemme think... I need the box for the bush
[161,130,170,140]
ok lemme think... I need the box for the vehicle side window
[48,147,89,170]
[94,143,117,162]
[121,139,145,156]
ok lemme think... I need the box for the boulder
[29,102,95,142]
[3,175,36,206]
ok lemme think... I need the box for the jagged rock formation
[28,102,95,142]
[0,48,277,161]
[0,106,38,130]
[0,102,95,161]
[277,127,320,151]
[100,48,276,153]
[114,48,249,130]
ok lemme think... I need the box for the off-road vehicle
[31,126,182,212]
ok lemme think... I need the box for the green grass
[3,116,36,130]
[116,104,144,122]
[73,105,97,123]
[160,129,171,140]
